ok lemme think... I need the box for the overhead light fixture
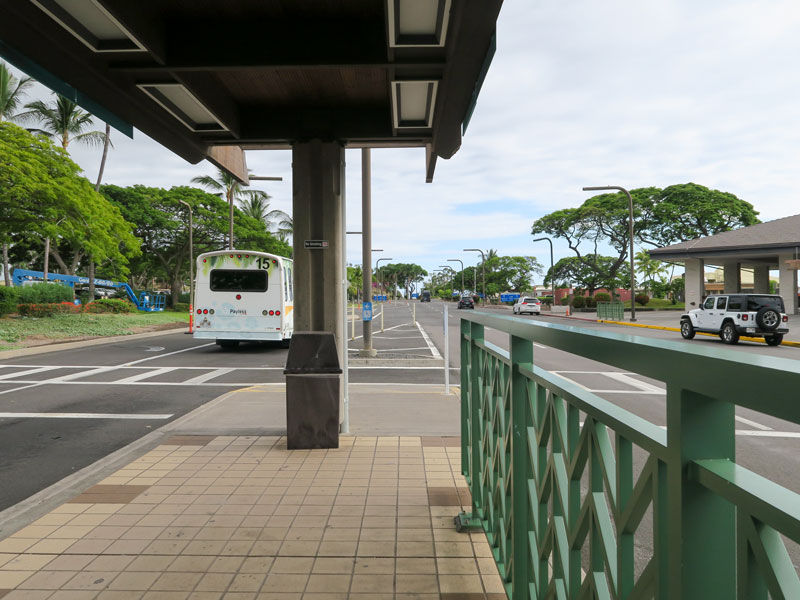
[387,0,451,47]
[138,83,229,133]
[391,80,438,129]
[32,0,146,53]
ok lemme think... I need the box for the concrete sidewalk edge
[0,326,189,360]
[0,384,247,538]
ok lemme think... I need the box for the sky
[7,0,800,286]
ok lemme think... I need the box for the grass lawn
[0,311,189,350]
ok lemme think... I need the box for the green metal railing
[597,301,624,321]
[457,312,800,599]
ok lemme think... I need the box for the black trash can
[283,332,342,449]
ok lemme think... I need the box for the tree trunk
[2,243,10,287]
[170,277,182,309]
[88,259,95,301]
[43,237,50,281]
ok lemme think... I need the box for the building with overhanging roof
[649,214,800,314]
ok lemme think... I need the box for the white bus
[193,250,294,348]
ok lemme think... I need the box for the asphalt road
[1,300,798,574]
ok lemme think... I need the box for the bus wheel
[281,338,291,349]
[217,340,239,349]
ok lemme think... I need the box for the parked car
[420,290,431,302]
[680,294,789,346]
[457,295,474,309]
[513,297,541,315]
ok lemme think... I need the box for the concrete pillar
[778,253,798,315]
[753,265,770,294]
[684,258,705,309]
[292,141,345,365]
[723,262,740,294]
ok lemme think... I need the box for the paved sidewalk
[0,383,507,600]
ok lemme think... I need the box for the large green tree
[0,62,34,285]
[102,184,290,307]
[375,263,428,299]
[545,256,629,296]
[0,122,137,283]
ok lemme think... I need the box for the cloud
[7,0,800,280]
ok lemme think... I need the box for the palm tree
[16,94,109,284]
[0,62,35,286]
[0,62,33,122]
[192,168,286,249]
[240,195,293,241]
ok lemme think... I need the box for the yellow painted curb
[597,320,800,347]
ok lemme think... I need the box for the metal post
[381,307,384,333]
[179,200,194,334]
[583,186,637,322]
[413,302,416,324]
[228,192,234,250]
[448,258,464,296]
[443,303,449,393]
[464,249,487,303]
[350,304,355,340]
[533,237,554,296]
[360,148,377,357]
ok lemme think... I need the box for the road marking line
[416,322,442,359]
[348,322,418,341]
[121,342,216,366]
[350,347,433,352]
[603,372,664,394]
[182,368,235,384]
[0,382,47,396]
[534,343,547,349]
[49,367,118,382]
[733,430,800,438]
[0,366,57,381]
[0,412,173,420]
[733,416,773,431]
[114,367,178,383]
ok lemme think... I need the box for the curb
[597,319,800,347]
[0,326,188,360]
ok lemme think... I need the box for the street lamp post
[178,200,194,334]
[463,248,486,303]
[582,185,637,322]
[376,257,392,299]
[532,237,554,296]
[439,265,455,300]
[447,259,464,296]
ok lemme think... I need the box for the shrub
[571,295,585,309]
[17,282,74,304]
[0,286,18,316]
[539,296,553,306]
[635,294,650,306]
[594,292,611,303]
[17,302,80,317]
[85,298,134,313]
[560,297,570,306]
[584,296,596,308]
[172,302,190,313]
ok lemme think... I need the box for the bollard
[443,303,449,393]
[351,305,356,340]
[188,304,194,333]
[413,302,416,324]
[381,308,384,333]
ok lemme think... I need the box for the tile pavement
[0,435,507,599]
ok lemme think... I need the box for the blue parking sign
[362,301,373,321]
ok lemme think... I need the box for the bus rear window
[210,269,268,292]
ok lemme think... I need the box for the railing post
[456,319,484,533]
[666,387,736,599]
[461,318,471,478]
[510,334,532,600]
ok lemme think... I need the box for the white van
[193,250,293,348]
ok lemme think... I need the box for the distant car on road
[457,296,474,309]
[680,294,788,346]
[513,297,541,315]
[420,290,431,302]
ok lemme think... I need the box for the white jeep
[680,294,788,346]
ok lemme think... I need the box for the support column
[753,265,770,294]
[292,141,345,366]
[723,262,740,294]
[684,258,705,309]
[778,253,798,315]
